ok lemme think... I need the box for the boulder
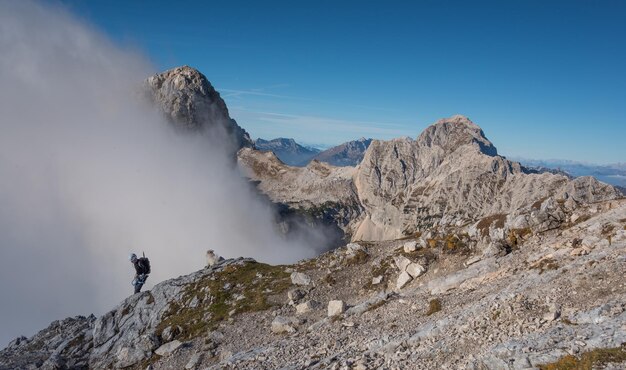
[271,316,298,334]
[396,271,413,289]
[403,241,419,253]
[290,272,312,286]
[328,300,347,317]
[393,255,412,271]
[155,340,183,356]
[296,300,320,315]
[406,262,426,278]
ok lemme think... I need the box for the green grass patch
[426,299,442,316]
[156,261,290,340]
[344,249,370,266]
[538,344,626,370]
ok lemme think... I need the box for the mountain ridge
[240,115,621,241]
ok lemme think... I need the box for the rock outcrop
[145,66,253,152]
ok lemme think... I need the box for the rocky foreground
[2,197,625,369]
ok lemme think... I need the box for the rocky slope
[313,138,373,167]
[254,138,321,166]
[3,198,625,369]
[239,115,621,241]
[145,66,253,152]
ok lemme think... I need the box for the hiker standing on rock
[129,253,151,294]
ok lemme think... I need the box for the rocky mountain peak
[145,65,253,150]
[417,115,497,156]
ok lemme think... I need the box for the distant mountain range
[254,138,320,166]
[513,158,626,187]
[255,137,372,167]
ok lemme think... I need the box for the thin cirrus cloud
[229,107,416,145]
[219,87,399,113]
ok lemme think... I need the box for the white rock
[393,255,412,271]
[155,340,183,356]
[328,300,346,317]
[296,301,319,315]
[406,262,426,278]
[290,272,311,286]
[372,275,383,285]
[403,241,418,253]
[271,316,298,334]
[396,271,413,289]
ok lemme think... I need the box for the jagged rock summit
[145,65,253,150]
[416,114,497,156]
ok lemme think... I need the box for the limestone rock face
[145,66,253,151]
[237,148,364,237]
[0,315,95,370]
[239,115,621,241]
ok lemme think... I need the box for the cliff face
[240,115,620,241]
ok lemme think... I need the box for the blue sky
[62,0,625,163]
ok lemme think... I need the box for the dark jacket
[133,259,149,275]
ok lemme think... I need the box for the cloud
[230,108,414,144]
[0,0,323,346]
[219,88,399,113]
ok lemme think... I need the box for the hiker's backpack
[138,256,151,275]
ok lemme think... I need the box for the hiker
[129,253,151,294]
